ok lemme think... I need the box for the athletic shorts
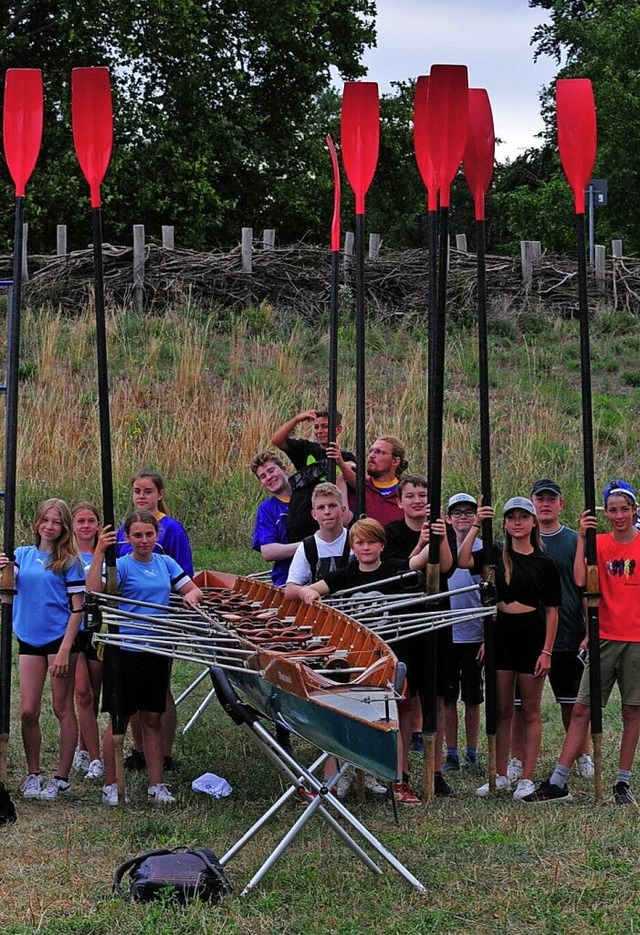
[102,649,169,717]
[495,609,545,676]
[17,636,79,656]
[576,640,640,707]
[548,650,583,705]
[443,642,484,706]
[76,629,101,662]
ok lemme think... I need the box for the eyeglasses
[368,448,392,457]
[449,509,477,518]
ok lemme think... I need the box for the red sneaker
[392,781,420,805]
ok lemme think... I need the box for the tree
[0,1,376,251]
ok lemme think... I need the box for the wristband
[473,524,481,529]
[541,650,552,657]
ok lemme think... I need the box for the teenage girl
[457,497,561,801]
[116,469,194,770]
[87,511,203,805]
[0,498,85,801]
[71,502,104,780]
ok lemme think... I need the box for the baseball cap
[531,478,562,497]
[447,493,478,513]
[602,479,637,506]
[503,496,536,516]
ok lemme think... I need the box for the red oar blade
[71,67,113,208]
[340,82,379,215]
[426,65,469,208]
[413,75,438,211]
[463,89,495,221]
[556,78,597,215]
[326,134,341,252]
[3,69,43,197]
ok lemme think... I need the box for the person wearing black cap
[524,479,640,804]
[508,479,593,784]
[458,497,561,801]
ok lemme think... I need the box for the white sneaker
[475,775,511,797]
[148,783,176,804]
[513,778,536,800]
[39,778,71,800]
[102,782,129,806]
[21,773,42,798]
[364,773,387,795]
[506,758,523,782]
[576,754,595,779]
[73,749,91,772]
[83,759,104,781]
[334,766,354,799]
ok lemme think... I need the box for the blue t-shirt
[252,496,290,586]
[13,546,85,647]
[116,514,194,577]
[112,552,189,647]
[448,539,484,644]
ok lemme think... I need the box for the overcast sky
[359,0,559,161]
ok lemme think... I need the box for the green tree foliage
[0,1,375,251]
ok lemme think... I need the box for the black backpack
[303,533,351,583]
[113,847,233,904]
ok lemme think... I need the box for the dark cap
[531,478,562,498]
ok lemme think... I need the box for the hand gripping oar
[0,68,43,825]
[556,78,601,800]
[340,83,379,518]
[462,88,497,790]
[326,134,341,484]
[71,67,125,800]
[419,65,468,803]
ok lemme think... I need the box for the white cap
[447,493,478,513]
[503,496,536,516]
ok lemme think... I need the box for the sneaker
[20,773,42,798]
[409,731,424,755]
[506,757,523,782]
[613,782,636,805]
[73,749,90,772]
[334,767,354,799]
[83,759,104,781]
[475,775,511,797]
[148,783,176,804]
[102,782,129,806]
[520,779,572,804]
[442,753,460,772]
[434,771,456,797]
[124,749,146,772]
[576,754,595,779]
[513,778,536,800]
[39,778,71,800]
[392,781,420,805]
[364,774,387,795]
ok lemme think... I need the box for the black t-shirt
[283,437,356,541]
[383,519,456,599]
[472,547,561,609]
[322,558,415,595]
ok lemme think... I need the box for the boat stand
[210,667,426,896]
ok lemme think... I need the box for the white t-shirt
[286,529,350,585]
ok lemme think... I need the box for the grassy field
[2,296,640,933]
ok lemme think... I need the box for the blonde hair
[502,512,542,584]
[72,501,101,551]
[312,482,343,507]
[32,498,81,575]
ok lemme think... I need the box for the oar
[420,65,468,803]
[340,82,379,517]
[71,67,125,799]
[462,88,497,789]
[0,68,43,825]
[326,134,341,484]
[556,77,600,800]
[413,75,438,386]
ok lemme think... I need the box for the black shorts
[443,642,484,705]
[548,650,584,705]
[102,649,169,717]
[495,609,545,676]
[394,635,427,697]
[76,629,101,663]
[18,636,79,656]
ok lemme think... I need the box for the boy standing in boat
[284,483,350,601]
[250,451,299,587]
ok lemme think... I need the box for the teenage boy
[341,436,407,525]
[301,516,448,805]
[508,478,593,782]
[524,479,640,805]
[250,452,298,587]
[442,493,484,773]
[271,408,355,541]
[284,483,350,601]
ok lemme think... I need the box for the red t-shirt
[597,531,640,641]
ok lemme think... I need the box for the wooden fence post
[343,231,354,278]
[133,224,145,311]
[455,233,467,253]
[612,239,623,309]
[263,229,275,251]
[368,233,381,260]
[56,224,67,257]
[521,241,535,285]
[241,227,253,273]
[162,225,174,249]
[594,244,606,293]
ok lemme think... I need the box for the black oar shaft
[355,214,366,519]
[327,249,339,484]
